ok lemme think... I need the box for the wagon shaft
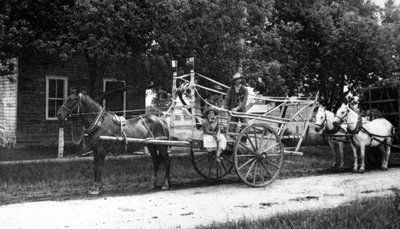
[99,135,191,147]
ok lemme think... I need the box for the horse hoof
[381,167,388,171]
[358,168,365,173]
[352,168,358,173]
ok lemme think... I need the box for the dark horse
[57,90,170,195]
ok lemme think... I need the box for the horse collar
[85,109,105,135]
[347,114,362,135]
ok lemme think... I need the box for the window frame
[103,78,126,117]
[45,76,68,120]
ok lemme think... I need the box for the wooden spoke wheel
[233,123,284,187]
[191,148,234,181]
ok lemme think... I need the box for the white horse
[333,103,394,173]
[314,106,349,169]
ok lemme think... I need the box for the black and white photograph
[0,0,399,228]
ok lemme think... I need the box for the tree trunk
[85,53,105,102]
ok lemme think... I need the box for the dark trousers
[228,116,248,134]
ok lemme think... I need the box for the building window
[46,76,68,120]
[103,79,126,117]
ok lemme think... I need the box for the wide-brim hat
[202,107,220,117]
[232,72,242,81]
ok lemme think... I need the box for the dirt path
[1,168,399,229]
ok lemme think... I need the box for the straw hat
[202,107,220,118]
[232,72,242,81]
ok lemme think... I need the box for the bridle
[335,106,363,134]
[334,108,348,124]
[61,92,105,136]
[315,111,327,129]
[61,93,82,115]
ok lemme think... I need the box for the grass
[195,194,400,229]
[0,144,386,205]
[0,145,82,161]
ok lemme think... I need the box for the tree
[155,0,291,98]
[272,0,399,109]
[0,0,175,98]
[0,0,74,80]
[58,0,175,98]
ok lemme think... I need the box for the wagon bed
[100,68,319,187]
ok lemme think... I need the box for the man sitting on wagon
[222,72,249,140]
[202,107,227,162]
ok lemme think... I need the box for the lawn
[195,195,400,229]
[0,144,386,205]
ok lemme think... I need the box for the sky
[373,0,400,7]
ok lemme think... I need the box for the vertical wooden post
[171,60,177,99]
[226,113,232,138]
[58,128,64,158]
[294,91,319,152]
[190,68,196,136]
[368,88,372,120]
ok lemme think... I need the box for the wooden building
[0,56,146,147]
[360,85,400,144]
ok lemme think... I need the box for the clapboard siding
[16,56,145,146]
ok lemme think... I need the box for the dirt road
[1,168,399,229]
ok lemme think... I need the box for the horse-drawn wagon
[57,63,318,194]
[100,67,318,187]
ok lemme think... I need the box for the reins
[62,93,82,114]
[63,93,106,144]
[69,121,85,145]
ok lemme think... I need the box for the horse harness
[318,111,350,143]
[339,111,393,147]
[67,94,162,155]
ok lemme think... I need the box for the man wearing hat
[202,107,227,161]
[222,72,249,134]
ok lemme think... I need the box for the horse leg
[338,141,344,170]
[359,144,366,173]
[384,141,391,170]
[159,145,170,190]
[380,140,391,171]
[351,143,358,173]
[90,149,106,195]
[148,145,160,189]
[328,138,337,168]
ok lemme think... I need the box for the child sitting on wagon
[202,107,227,162]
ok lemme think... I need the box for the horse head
[57,89,82,120]
[332,103,350,128]
[314,106,327,132]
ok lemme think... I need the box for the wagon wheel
[233,123,284,187]
[191,147,234,181]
